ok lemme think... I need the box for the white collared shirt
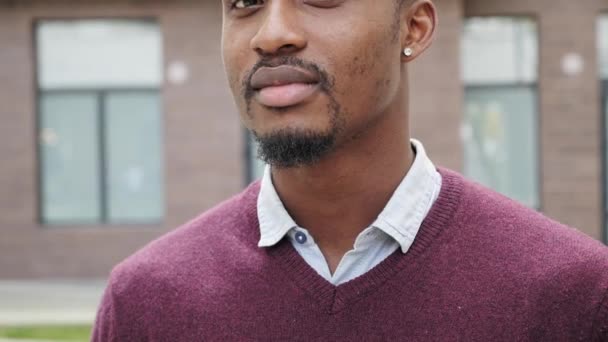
[257,139,442,285]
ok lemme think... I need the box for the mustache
[242,56,334,102]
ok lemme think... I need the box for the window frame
[602,79,608,243]
[599,13,608,244]
[33,18,164,227]
[462,16,542,211]
[244,128,255,185]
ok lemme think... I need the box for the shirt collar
[257,139,440,252]
[373,139,440,253]
[257,165,298,247]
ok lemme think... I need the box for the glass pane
[37,20,162,89]
[40,93,101,223]
[248,132,266,181]
[463,17,538,84]
[463,86,539,208]
[600,15,608,80]
[105,92,164,223]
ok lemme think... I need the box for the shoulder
[441,169,608,337]
[440,168,608,286]
[447,172,608,290]
[107,180,262,300]
[450,169,608,263]
[92,182,264,338]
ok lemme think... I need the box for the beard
[252,111,343,168]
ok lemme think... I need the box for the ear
[399,0,438,61]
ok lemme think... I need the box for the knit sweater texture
[92,168,608,341]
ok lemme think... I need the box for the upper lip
[250,65,320,90]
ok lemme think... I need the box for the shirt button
[294,231,308,244]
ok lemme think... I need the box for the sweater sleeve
[593,288,608,341]
[90,280,120,342]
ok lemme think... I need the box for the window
[246,131,265,182]
[599,14,608,241]
[599,15,608,81]
[461,17,540,208]
[36,20,164,225]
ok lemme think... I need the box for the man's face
[222,0,404,167]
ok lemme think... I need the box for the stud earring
[403,47,413,57]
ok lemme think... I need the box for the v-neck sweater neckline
[244,168,464,314]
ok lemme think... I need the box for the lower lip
[256,83,319,108]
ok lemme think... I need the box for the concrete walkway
[0,280,106,326]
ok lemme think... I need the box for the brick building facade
[0,0,606,278]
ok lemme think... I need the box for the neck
[271,102,412,271]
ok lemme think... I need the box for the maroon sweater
[92,169,608,341]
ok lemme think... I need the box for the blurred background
[0,0,607,341]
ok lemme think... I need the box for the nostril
[256,44,301,57]
[277,44,300,54]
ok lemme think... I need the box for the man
[92,0,608,340]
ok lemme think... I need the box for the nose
[249,2,307,56]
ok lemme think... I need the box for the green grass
[0,325,91,341]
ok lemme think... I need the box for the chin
[252,124,338,169]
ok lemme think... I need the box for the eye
[232,0,264,9]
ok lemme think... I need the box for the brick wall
[465,0,608,240]
[410,0,464,171]
[0,0,243,278]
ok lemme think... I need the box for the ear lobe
[400,0,438,61]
